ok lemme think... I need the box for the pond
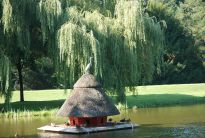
[0,104,205,138]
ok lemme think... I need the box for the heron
[85,57,93,73]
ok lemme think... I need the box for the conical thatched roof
[57,73,120,117]
[73,73,101,88]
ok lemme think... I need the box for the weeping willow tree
[0,55,11,105]
[1,0,37,102]
[0,0,165,103]
[54,0,165,102]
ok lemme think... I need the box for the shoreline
[1,95,205,118]
[0,83,205,118]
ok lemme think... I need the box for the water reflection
[36,124,205,138]
[0,104,205,138]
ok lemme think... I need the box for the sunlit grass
[133,83,205,97]
[0,83,205,118]
[0,89,69,103]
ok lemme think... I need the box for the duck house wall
[69,116,107,127]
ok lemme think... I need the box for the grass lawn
[0,89,69,103]
[0,83,205,117]
[135,83,205,96]
[116,83,205,108]
[0,89,69,117]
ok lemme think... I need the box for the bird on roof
[85,57,93,74]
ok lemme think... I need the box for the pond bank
[0,83,205,118]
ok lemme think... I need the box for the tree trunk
[17,58,24,102]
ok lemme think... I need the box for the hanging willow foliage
[56,0,165,102]
[0,54,11,104]
[38,0,63,64]
[57,21,99,85]
[1,0,39,52]
[0,0,165,103]
[1,0,12,33]
[0,0,37,103]
[38,0,62,40]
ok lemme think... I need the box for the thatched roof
[73,73,101,88]
[57,73,120,117]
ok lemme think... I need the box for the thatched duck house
[57,73,120,127]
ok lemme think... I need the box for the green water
[0,104,205,138]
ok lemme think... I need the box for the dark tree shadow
[111,94,205,108]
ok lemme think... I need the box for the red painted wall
[69,116,107,127]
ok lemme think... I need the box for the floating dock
[38,123,139,134]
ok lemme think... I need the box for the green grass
[134,83,205,96]
[125,94,205,108]
[0,83,205,117]
[0,89,69,103]
[0,89,68,118]
[123,83,205,108]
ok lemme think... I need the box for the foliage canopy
[0,0,165,103]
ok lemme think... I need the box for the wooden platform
[38,123,139,134]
